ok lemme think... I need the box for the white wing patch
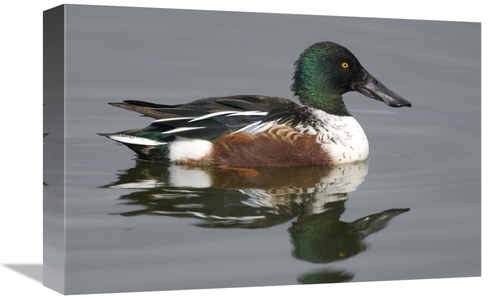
[226,111,268,117]
[107,134,168,146]
[153,111,267,125]
[188,111,237,122]
[153,117,195,123]
[248,120,280,134]
[156,110,270,135]
[162,127,206,134]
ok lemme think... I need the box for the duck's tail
[108,100,179,119]
[98,127,173,161]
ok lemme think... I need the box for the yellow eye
[341,62,349,69]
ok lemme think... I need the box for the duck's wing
[109,95,310,141]
[110,95,296,119]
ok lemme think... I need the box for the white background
[1,0,496,298]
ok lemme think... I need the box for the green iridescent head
[291,42,411,115]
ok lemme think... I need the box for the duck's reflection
[297,269,354,284]
[103,160,409,283]
[289,205,409,263]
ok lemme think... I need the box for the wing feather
[109,95,311,140]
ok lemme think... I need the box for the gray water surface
[43,5,480,294]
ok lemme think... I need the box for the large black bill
[353,69,412,108]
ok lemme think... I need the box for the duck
[100,41,411,166]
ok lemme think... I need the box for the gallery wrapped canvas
[43,4,480,295]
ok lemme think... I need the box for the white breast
[299,109,369,164]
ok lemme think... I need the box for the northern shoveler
[100,41,411,166]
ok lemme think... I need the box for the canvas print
[43,4,481,295]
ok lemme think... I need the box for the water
[43,5,480,294]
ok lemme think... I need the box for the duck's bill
[352,69,412,108]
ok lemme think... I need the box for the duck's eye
[341,62,349,69]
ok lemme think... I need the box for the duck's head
[291,42,411,115]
